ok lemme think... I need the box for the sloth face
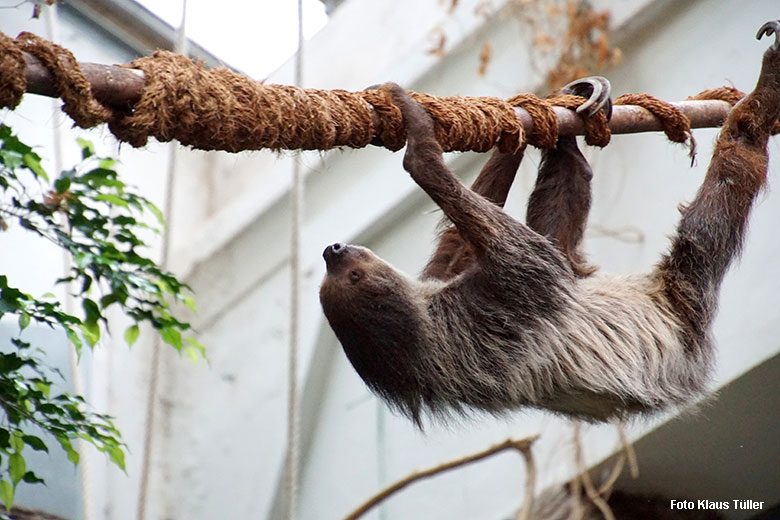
[321,243,373,284]
[319,242,412,311]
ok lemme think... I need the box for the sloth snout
[323,242,348,268]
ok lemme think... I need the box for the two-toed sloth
[320,22,780,426]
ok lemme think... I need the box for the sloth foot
[757,20,780,51]
[755,21,780,97]
[560,76,613,120]
[381,82,434,143]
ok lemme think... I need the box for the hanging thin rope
[136,3,189,520]
[286,1,305,518]
[44,6,95,520]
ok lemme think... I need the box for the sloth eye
[349,269,363,283]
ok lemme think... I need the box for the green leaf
[160,327,182,350]
[183,346,200,362]
[54,176,71,194]
[67,328,83,356]
[9,338,30,350]
[76,137,95,159]
[58,437,80,466]
[94,194,129,208]
[9,434,23,453]
[18,312,30,331]
[108,445,125,471]
[81,321,100,347]
[0,126,205,498]
[73,252,93,269]
[9,453,26,485]
[100,291,126,308]
[67,448,80,465]
[22,471,44,484]
[0,480,14,510]
[182,295,197,313]
[22,435,48,453]
[33,381,50,398]
[145,201,165,226]
[23,153,48,181]
[185,337,206,359]
[82,298,100,324]
[154,279,173,295]
[0,149,23,170]
[0,353,26,373]
[124,325,140,348]
[98,158,116,169]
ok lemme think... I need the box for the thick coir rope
[13,32,112,127]
[547,93,611,147]
[0,33,26,110]
[0,30,772,155]
[615,93,697,159]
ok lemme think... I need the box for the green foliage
[0,124,201,507]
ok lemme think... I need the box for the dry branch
[344,435,539,520]
[573,422,616,520]
[514,443,537,520]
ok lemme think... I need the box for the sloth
[320,21,780,426]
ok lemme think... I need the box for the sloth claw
[560,76,613,120]
[756,20,780,51]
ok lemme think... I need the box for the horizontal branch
[22,52,732,143]
[24,53,145,110]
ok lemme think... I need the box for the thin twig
[585,487,615,520]
[616,423,639,478]
[597,453,625,497]
[344,435,539,520]
[572,422,615,520]
[568,470,584,520]
[514,444,537,520]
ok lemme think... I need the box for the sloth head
[319,243,413,318]
[319,242,424,415]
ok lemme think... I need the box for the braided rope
[615,93,696,160]
[0,33,26,109]
[0,30,768,155]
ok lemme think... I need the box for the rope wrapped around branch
[1,30,775,155]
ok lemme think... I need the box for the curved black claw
[560,76,613,120]
[757,20,780,51]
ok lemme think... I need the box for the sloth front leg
[658,21,780,343]
[422,77,610,281]
[421,141,526,281]
[383,82,569,276]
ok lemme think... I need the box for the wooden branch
[23,53,145,110]
[21,52,733,140]
[343,435,539,520]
